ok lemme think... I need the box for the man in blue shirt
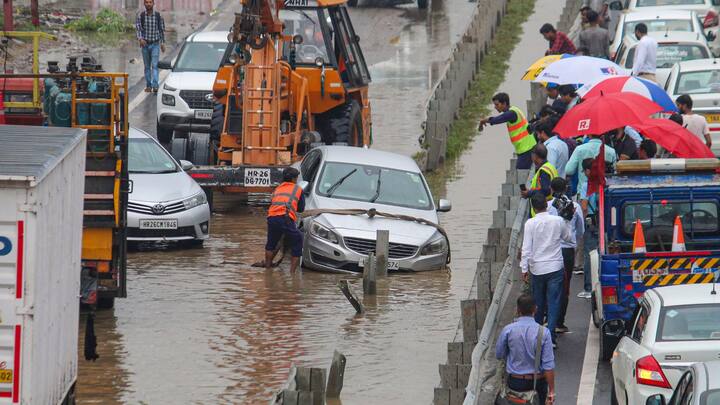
[536,117,569,178]
[496,294,556,404]
[565,133,616,200]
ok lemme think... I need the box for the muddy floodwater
[71,0,516,403]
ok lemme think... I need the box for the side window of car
[301,151,320,181]
[631,303,649,342]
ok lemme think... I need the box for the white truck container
[0,125,86,405]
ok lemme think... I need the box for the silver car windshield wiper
[326,168,357,197]
[369,170,382,203]
[130,169,177,174]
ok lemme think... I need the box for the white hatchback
[626,0,719,21]
[610,284,720,405]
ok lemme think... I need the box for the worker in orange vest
[265,167,305,273]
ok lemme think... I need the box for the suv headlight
[162,94,175,106]
[163,83,177,91]
[420,235,448,256]
[310,222,338,244]
[182,192,207,210]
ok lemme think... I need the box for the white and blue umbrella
[577,76,678,113]
[532,56,626,86]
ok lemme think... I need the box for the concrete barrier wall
[423,0,509,171]
[431,1,583,404]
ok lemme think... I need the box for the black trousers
[558,247,575,327]
[507,375,548,404]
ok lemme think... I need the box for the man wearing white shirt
[547,178,584,334]
[631,23,658,83]
[521,194,574,346]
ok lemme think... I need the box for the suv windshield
[622,200,719,235]
[174,42,227,72]
[626,44,708,69]
[623,20,693,38]
[317,162,432,210]
[637,0,705,5]
[675,69,720,94]
[658,304,720,341]
[129,137,179,174]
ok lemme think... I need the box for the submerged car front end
[302,207,449,273]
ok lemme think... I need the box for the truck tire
[97,296,115,309]
[325,100,363,146]
[599,323,612,361]
[188,133,212,165]
[170,137,188,162]
[156,120,173,145]
[210,102,225,142]
[591,291,601,328]
[417,0,428,8]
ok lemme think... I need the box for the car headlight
[420,235,448,256]
[310,222,338,244]
[162,94,175,106]
[182,192,207,210]
[163,83,177,91]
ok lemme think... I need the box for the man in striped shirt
[135,0,166,93]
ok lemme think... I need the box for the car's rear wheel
[599,322,612,361]
[591,291,601,328]
[170,137,188,162]
[188,133,212,165]
[610,379,618,405]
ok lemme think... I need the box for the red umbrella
[554,92,664,138]
[633,118,716,159]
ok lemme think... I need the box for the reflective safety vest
[506,106,536,155]
[530,161,559,217]
[268,182,303,221]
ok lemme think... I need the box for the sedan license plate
[194,109,213,120]
[139,219,178,229]
[0,369,12,384]
[703,113,720,123]
[359,258,400,270]
[244,168,272,187]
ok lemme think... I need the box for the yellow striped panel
[702,274,715,283]
[652,259,666,270]
[689,274,703,284]
[695,258,706,268]
[673,274,688,285]
[647,275,661,286]
[671,258,686,269]
[659,275,674,286]
[638,260,653,271]
[704,258,719,269]
[631,259,639,270]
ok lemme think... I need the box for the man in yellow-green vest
[479,92,537,169]
[524,144,559,216]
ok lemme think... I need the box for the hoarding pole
[30,0,38,27]
[3,0,12,31]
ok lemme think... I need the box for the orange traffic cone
[632,219,646,253]
[672,216,686,252]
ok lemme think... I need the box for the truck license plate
[0,369,12,384]
[633,267,668,283]
[244,168,272,187]
[139,219,178,229]
[359,258,400,270]
[194,109,212,120]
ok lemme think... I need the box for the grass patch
[422,0,537,195]
[66,8,134,33]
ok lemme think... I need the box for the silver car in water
[297,146,451,273]
[127,127,210,245]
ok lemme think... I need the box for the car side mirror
[437,199,452,212]
[158,60,173,70]
[601,319,626,356]
[179,160,194,171]
[707,31,717,42]
[646,394,667,405]
[298,180,309,191]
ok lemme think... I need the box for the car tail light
[190,173,213,179]
[636,355,671,389]
[602,286,618,305]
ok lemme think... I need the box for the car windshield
[316,162,432,210]
[701,389,720,404]
[622,200,719,235]
[623,20,694,39]
[658,304,720,341]
[675,69,720,94]
[626,44,708,69]
[637,0,705,6]
[174,42,227,72]
[129,137,179,174]
[280,9,331,65]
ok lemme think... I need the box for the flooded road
[72,0,501,404]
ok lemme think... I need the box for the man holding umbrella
[479,93,537,169]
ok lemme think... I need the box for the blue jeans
[583,222,598,293]
[531,269,564,343]
[141,43,160,89]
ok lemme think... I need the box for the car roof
[675,58,720,72]
[185,30,229,43]
[624,9,696,21]
[647,284,720,307]
[319,146,422,173]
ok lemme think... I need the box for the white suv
[156,31,229,145]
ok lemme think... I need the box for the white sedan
[626,0,717,22]
[665,58,720,156]
[610,284,720,405]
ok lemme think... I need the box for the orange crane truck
[183,0,372,199]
